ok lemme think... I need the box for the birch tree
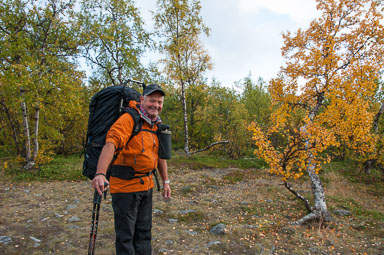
[249,0,384,225]
[0,0,84,168]
[154,0,212,156]
[78,0,151,88]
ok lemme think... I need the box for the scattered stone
[308,247,326,254]
[27,219,33,223]
[206,240,221,248]
[158,248,169,253]
[74,199,80,203]
[67,204,77,210]
[68,225,80,229]
[34,243,40,248]
[240,201,249,205]
[29,236,41,243]
[178,209,196,215]
[41,217,49,222]
[168,219,177,223]
[265,199,273,203]
[0,236,11,245]
[35,193,42,197]
[210,223,226,235]
[165,240,174,245]
[68,216,80,223]
[186,230,197,235]
[153,209,163,215]
[244,224,258,229]
[24,189,30,193]
[334,209,351,216]
[55,212,64,218]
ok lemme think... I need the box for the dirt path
[1,167,383,254]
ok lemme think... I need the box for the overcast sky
[136,0,320,87]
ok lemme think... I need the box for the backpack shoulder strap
[123,107,142,143]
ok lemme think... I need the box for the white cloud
[238,0,318,25]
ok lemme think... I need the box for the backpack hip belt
[109,165,160,191]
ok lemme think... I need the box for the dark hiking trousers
[112,189,153,255]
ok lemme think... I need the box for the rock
[207,240,221,248]
[158,248,169,253]
[178,209,196,215]
[29,236,41,243]
[55,212,64,218]
[186,230,198,235]
[168,219,177,223]
[309,247,326,254]
[67,204,77,210]
[334,209,351,216]
[210,223,226,235]
[165,240,174,245]
[68,216,80,223]
[0,236,11,245]
[153,209,163,215]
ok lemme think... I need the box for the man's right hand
[91,174,109,195]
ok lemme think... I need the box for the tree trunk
[294,95,333,225]
[20,88,33,169]
[32,105,40,161]
[190,140,229,155]
[0,100,21,155]
[293,164,333,225]
[373,101,384,133]
[181,81,190,157]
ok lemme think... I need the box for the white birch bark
[294,99,332,225]
[20,88,32,168]
[32,105,40,161]
[181,81,190,157]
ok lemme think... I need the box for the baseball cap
[143,84,165,96]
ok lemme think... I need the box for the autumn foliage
[249,0,384,182]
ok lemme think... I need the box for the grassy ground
[0,154,383,254]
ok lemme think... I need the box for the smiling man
[92,84,171,255]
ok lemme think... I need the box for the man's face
[140,92,164,119]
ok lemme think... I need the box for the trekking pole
[88,183,108,255]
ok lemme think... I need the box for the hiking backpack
[82,81,145,180]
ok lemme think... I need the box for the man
[92,84,171,255]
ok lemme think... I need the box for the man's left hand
[162,183,171,199]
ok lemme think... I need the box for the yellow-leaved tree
[249,0,384,225]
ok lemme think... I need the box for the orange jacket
[106,101,159,193]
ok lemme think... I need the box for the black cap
[143,84,165,96]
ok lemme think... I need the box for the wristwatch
[163,180,170,184]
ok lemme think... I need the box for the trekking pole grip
[93,182,109,204]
